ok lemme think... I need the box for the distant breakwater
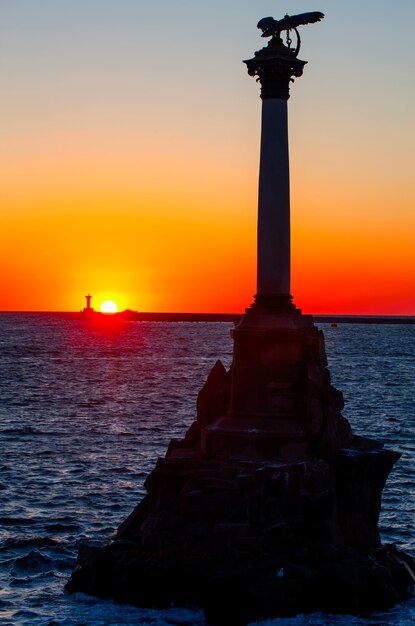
[1,311,413,324]
[82,311,415,324]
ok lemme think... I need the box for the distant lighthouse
[80,294,94,319]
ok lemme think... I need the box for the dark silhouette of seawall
[116,311,415,324]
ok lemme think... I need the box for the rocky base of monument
[66,314,415,624]
[66,445,415,624]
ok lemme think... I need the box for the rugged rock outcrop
[66,314,415,624]
[67,449,415,624]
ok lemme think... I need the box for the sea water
[0,313,414,625]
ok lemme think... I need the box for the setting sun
[100,300,118,314]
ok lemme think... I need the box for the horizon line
[0,310,414,320]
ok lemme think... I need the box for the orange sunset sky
[1,1,414,314]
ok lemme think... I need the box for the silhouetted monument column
[252,39,305,303]
[201,37,314,460]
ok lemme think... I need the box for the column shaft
[257,98,290,296]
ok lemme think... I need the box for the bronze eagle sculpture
[257,11,324,38]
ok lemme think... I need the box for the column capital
[244,37,307,99]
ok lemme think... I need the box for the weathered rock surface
[66,444,415,623]
[66,315,415,624]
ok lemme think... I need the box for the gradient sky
[1,0,414,314]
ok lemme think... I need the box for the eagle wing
[277,11,325,31]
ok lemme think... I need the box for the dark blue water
[0,313,414,625]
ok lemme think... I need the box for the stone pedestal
[202,302,352,462]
